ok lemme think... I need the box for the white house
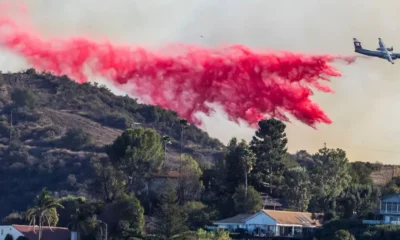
[363,193,400,225]
[0,225,73,240]
[212,210,322,238]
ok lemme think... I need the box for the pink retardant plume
[0,5,357,128]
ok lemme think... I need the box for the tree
[106,128,164,191]
[11,88,37,109]
[333,230,355,240]
[308,147,352,214]
[61,128,91,151]
[224,138,256,198]
[67,208,89,240]
[162,135,172,162]
[100,193,145,239]
[337,184,381,219]
[26,188,64,240]
[155,188,189,239]
[233,185,262,214]
[195,229,231,240]
[179,119,189,202]
[183,201,217,230]
[178,154,204,203]
[90,157,126,203]
[349,162,374,185]
[282,167,311,212]
[250,119,288,195]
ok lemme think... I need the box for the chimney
[71,231,78,240]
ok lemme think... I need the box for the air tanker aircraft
[353,38,400,64]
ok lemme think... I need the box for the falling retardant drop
[0,3,357,128]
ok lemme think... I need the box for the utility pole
[323,142,326,148]
[9,110,12,143]
[97,220,107,240]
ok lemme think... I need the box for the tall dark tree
[249,119,288,195]
[282,167,311,212]
[155,188,189,240]
[224,138,256,198]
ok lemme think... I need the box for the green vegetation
[1,70,400,239]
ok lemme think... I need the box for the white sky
[1,0,400,164]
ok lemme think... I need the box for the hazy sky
[1,0,400,164]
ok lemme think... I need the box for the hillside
[0,69,225,218]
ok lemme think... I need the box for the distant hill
[0,69,225,218]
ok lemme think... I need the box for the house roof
[261,195,285,207]
[152,170,180,178]
[213,214,254,224]
[381,193,400,201]
[13,225,70,240]
[262,210,322,227]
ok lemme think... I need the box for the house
[212,210,322,238]
[363,193,400,225]
[0,225,73,240]
[144,215,158,234]
[261,195,287,210]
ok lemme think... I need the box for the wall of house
[246,212,277,226]
[0,226,24,239]
[382,194,400,203]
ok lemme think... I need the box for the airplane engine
[376,47,394,51]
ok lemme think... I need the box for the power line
[327,144,400,154]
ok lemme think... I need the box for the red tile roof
[13,225,70,240]
[152,170,181,178]
[262,210,322,227]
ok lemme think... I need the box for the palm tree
[179,119,189,170]
[67,209,88,240]
[162,135,172,162]
[240,143,256,199]
[26,188,64,240]
[178,119,188,204]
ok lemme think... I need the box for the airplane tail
[353,38,362,50]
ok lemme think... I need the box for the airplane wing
[378,38,386,49]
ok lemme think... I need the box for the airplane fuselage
[355,48,395,64]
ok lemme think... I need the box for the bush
[16,237,29,240]
[10,88,37,109]
[333,230,355,240]
[4,234,14,240]
[60,128,91,151]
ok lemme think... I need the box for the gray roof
[213,214,254,224]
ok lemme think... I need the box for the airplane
[353,37,400,64]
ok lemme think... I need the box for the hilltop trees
[106,128,164,193]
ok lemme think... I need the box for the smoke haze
[1,0,400,163]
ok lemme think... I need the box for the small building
[0,225,72,240]
[212,210,322,238]
[261,195,287,210]
[363,193,400,225]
